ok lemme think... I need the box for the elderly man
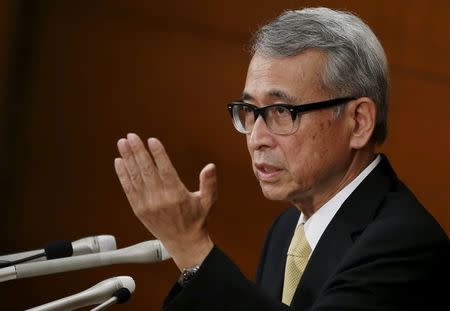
[114,7,448,310]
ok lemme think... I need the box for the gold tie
[282,223,311,306]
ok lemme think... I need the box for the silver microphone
[25,276,135,311]
[0,240,170,282]
[0,235,117,262]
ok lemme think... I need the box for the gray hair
[251,7,389,144]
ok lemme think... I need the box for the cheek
[246,136,253,158]
[283,122,331,181]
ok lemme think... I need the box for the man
[114,7,449,310]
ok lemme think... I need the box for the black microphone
[0,240,73,268]
[43,240,74,260]
[0,235,117,267]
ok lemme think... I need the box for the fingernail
[148,137,158,148]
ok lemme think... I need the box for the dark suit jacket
[164,155,449,310]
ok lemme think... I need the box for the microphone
[0,235,117,263]
[25,276,135,311]
[0,240,170,282]
[90,287,132,311]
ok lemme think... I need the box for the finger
[147,138,182,188]
[114,157,138,207]
[198,163,218,208]
[117,138,144,190]
[126,133,160,187]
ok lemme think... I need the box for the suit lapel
[291,155,397,309]
[257,207,299,300]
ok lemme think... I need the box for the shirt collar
[298,155,381,253]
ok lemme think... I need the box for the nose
[247,116,275,151]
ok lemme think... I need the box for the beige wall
[1,1,449,309]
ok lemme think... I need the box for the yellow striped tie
[282,223,311,306]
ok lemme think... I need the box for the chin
[260,182,289,202]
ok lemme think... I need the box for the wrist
[165,235,214,271]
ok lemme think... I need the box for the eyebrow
[241,89,298,103]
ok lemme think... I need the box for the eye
[242,105,253,113]
[272,106,290,117]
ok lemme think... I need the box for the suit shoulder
[374,180,448,242]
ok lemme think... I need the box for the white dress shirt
[297,155,381,256]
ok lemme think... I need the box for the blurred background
[0,0,448,310]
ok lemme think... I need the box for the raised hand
[114,133,217,270]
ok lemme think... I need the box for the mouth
[254,163,283,182]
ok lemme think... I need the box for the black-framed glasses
[227,97,355,135]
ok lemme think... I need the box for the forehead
[243,50,327,104]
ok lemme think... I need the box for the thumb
[199,163,218,208]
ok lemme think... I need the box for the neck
[293,148,376,219]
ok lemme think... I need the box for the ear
[346,97,376,149]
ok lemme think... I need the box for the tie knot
[287,224,311,258]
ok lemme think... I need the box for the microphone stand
[90,297,117,311]
[91,287,132,311]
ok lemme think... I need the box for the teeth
[262,166,276,173]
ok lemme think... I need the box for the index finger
[126,133,161,188]
[147,138,183,188]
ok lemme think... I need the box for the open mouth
[255,163,283,182]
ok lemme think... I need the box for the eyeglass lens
[232,105,296,135]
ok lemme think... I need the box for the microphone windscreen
[113,288,131,304]
[44,240,73,259]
